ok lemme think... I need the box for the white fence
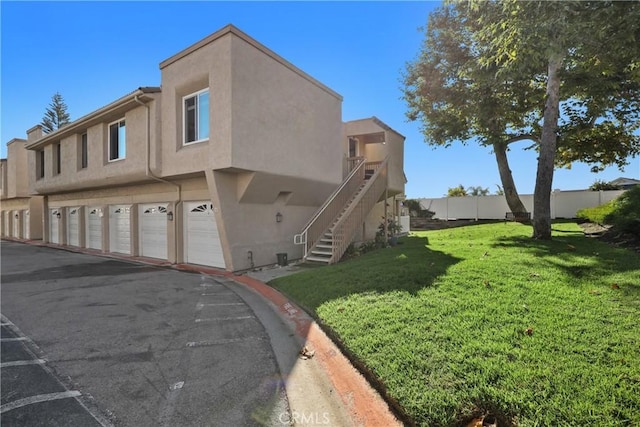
[419,190,624,220]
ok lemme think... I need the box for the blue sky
[1,1,638,198]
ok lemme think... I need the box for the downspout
[134,94,181,262]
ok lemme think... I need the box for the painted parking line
[186,336,265,347]
[1,337,29,342]
[0,390,82,414]
[194,316,254,322]
[195,302,244,309]
[1,359,46,367]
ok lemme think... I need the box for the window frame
[36,150,45,180]
[53,142,61,175]
[182,88,209,146]
[80,133,88,169]
[108,118,126,162]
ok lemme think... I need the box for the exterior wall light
[167,211,174,221]
[56,212,61,219]
[276,212,283,223]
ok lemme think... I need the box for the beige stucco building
[1,25,406,271]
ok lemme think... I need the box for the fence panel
[417,190,623,220]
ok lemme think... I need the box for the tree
[403,1,640,239]
[447,184,468,197]
[41,92,71,133]
[589,180,621,191]
[494,185,505,196]
[468,186,489,196]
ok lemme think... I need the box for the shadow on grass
[272,234,462,312]
[490,229,640,280]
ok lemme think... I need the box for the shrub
[576,200,616,224]
[605,186,640,236]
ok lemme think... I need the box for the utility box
[276,252,288,266]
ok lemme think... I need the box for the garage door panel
[23,210,30,240]
[140,204,168,260]
[87,208,103,250]
[67,207,80,247]
[50,210,60,244]
[184,202,224,268]
[110,206,131,255]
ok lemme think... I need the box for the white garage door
[139,204,168,260]
[109,205,131,254]
[23,210,30,240]
[87,207,103,250]
[50,209,60,244]
[184,202,224,268]
[67,207,80,247]
[12,211,20,238]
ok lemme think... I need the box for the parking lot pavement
[1,316,108,426]
[0,241,288,426]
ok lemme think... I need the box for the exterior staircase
[294,156,389,265]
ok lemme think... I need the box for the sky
[1,1,638,199]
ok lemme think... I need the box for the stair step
[311,249,332,257]
[306,255,331,264]
[316,244,332,249]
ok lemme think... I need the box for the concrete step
[306,255,331,264]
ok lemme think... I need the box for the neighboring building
[1,24,406,271]
[609,177,640,190]
[0,135,45,240]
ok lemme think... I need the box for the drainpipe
[134,93,181,262]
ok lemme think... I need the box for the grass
[271,222,640,426]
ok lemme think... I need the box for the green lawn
[271,222,640,426]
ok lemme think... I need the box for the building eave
[25,87,160,150]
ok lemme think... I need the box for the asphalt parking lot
[1,241,289,426]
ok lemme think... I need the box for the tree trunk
[493,142,527,214]
[533,57,562,239]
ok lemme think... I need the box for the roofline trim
[25,87,160,150]
[159,24,343,101]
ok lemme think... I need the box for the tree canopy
[403,0,640,239]
[41,92,71,133]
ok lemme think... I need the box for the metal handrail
[329,157,388,263]
[294,157,366,258]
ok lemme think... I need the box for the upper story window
[80,133,88,169]
[108,119,126,161]
[183,89,209,145]
[54,143,61,175]
[36,150,45,179]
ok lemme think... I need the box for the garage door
[109,205,131,254]
[1,212,7,237]
[184,202,224,268]
[50,209,60,244]
[67,207,80,247]
[87,207,103,250]
[139,204,168,260]
[12,211,20,238]
[23,210,30,240]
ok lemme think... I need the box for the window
[109,119,126,161]
[80,133,88,169]
[36,150,45,179]
[348,137,358,158]
[54,143,61,175]
[183,89,209,144]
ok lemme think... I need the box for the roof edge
[25,87,160,150]
[159,24,343,101]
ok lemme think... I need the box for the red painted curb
[233,275,402,427]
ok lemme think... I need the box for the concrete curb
[1,238,403,427]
